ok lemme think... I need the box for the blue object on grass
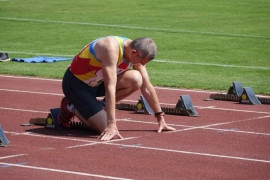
[11,56,72,63]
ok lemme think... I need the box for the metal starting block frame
[0,123,10,147]
[117,94,199,117]
[207,82,269,105]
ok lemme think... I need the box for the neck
[124,39,132,63]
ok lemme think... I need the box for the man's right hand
[99,123,123,141]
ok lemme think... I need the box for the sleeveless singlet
[69,36,131,87]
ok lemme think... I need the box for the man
[58,36,175,141]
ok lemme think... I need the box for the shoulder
[96,37,118,50]
[94,37,119,62]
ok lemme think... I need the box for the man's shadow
[25,117,100,139]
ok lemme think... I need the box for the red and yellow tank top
[69,36,131,87]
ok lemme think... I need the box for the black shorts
[62,69,105,119]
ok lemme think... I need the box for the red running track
[0,74,270,180]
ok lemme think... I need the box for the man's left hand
[157,117,176,133]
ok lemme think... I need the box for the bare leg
[75,109,107,133]
[115,69,142,101]
[75,69,142,132]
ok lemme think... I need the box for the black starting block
[208,82,269,104]
[45,108,61,129]
[28,108,88,130]
[227,81,243,97]
[176,95,199,116]
[240,87,261,105]
[28,108,61,129]
[0,123,10,147]
[135,95,154,115]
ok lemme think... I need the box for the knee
[130,70,143,90]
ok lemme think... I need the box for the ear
[131,49,137,54]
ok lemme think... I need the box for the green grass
[0,0,269,94]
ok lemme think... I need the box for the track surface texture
[0,74,269,180]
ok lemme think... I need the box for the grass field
[0,0,269,94]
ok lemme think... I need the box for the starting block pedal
[176,95,199,116]
[227,81,243,97]
[0,123,10,147]
[240,87,261,105]
[135,95,154,115]
[45,108,61,129]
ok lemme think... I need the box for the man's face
[132,50,150,65]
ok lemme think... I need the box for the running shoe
[57,97,74,128]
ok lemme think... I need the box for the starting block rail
[29,117,88,130]
[208,82,270,105]
[116,103,199,116]
[117,94,199,117]
[209,93,270,104]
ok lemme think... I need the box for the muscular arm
[94,37,122,140]
[133,63,162,113]
[133,63,176,132]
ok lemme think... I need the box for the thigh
[62,69,104,119]
[116,69,142,89]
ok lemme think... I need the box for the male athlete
[57,36,175,141]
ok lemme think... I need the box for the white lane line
[154,59,270,70]
[118,118,270,136]
[166,115,270,134]
[0,87,269,115]
[0,74,62,82]
[0,74,269,96]
[3,130,270,165]
[3,104,267,136]
[0,162,132,180]
[5,131,97,143]
[0,107,48,114]
[1,49,269,70]
[0,88,63,96]
[1,16,269,39]
[0,154,26,160]
[0,50,74,57]
[105,142,270,164]
[66,136,139,149]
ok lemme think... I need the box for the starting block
[28,109,88,130]
[118,94,199,117]
[208,82,269,104]
[28,108,61,128]
[0,123,10,147]
[176,95,199,116]
[227,81,243,97]
[240,87,261,105]
[135,95,154,115]
[45,108,61,129]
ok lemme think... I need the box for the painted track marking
[0,154,27,160]
[0,162,132,180]
[105,142,270,164]
[0,87,269,115]
[1,16,269,39]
